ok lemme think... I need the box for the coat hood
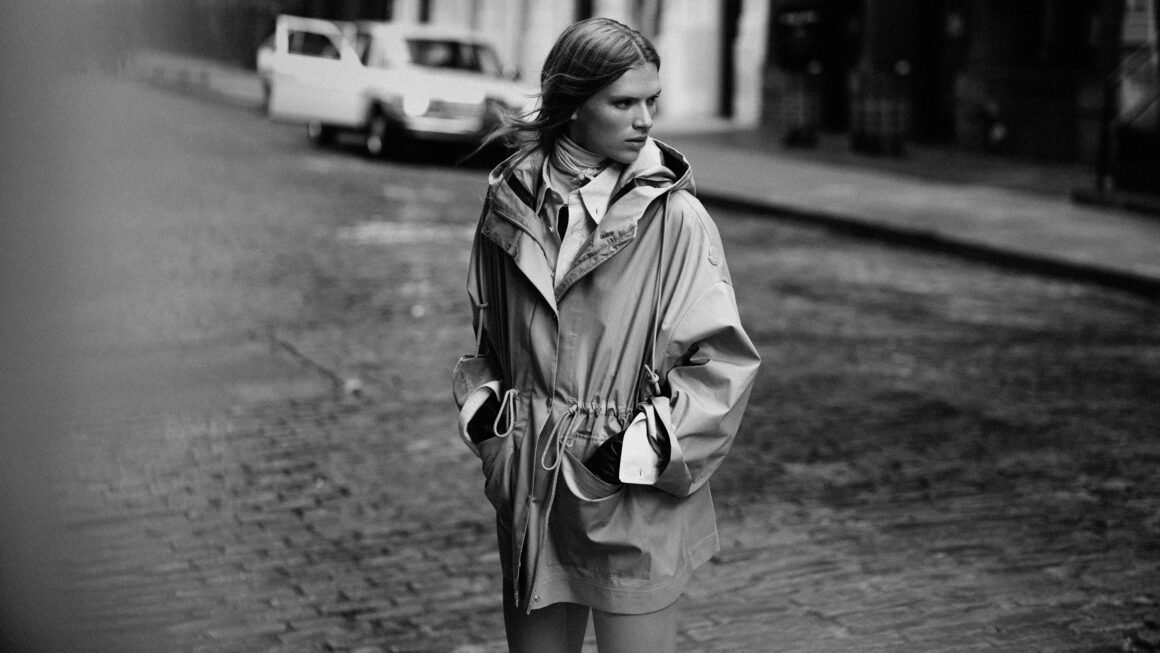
[482,139,696,310]
[487,137,695,220]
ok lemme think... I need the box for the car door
[267,16,368,128]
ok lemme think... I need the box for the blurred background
[66,0,1160,196]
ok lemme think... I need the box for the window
[288,30,340,59]
[406,39,502,76]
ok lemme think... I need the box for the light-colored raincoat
[453,138,759,615]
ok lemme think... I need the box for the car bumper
[400,115,488,142]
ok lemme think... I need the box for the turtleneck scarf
[548,133,609,190]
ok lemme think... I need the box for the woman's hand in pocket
[467,395,501,445]
[584,433,624,485]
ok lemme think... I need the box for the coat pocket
[550,450,650,580]
[479,432,515,526]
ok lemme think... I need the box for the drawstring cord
[493,387,519,438]
[540,400,615,471]
[642,365,662,399]
[540,404,578,471]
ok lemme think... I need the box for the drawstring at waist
[540,404,579,472]
[539,399,633,472]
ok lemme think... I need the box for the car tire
[307,122,335,146]
[365,109,389,158]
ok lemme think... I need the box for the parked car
[264,15,536,156]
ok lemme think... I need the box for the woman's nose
[632,103,653,130]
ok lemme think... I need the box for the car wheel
[307,122,335,146]
[365,110,389,158]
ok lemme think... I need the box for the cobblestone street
[11,77,1160,652]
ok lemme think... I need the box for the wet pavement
[4,56,1158,653]
[129,49,1160,297]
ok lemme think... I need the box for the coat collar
[534,158,621,227]
[483,139,694,309]
[487,139,692,230]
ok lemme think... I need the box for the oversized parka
[454,138,760,615]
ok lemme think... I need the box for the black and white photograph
[2,1,1159,651]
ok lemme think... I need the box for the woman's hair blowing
[492,18,660,158]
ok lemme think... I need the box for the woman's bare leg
[592,601,677,653]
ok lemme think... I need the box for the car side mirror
[502,66,521,81]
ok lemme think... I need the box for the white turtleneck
[538,135,621,284]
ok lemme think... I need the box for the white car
[265,15,536,156]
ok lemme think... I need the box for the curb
[135,62,265,112]
[129,55,1160,303]
[699,190,1160,301]
[1071,186,1160,220]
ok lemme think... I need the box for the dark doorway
[819,0,861,131]
[720,0,742,117]
[908,0,960,143]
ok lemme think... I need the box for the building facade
[139,0,1157,176]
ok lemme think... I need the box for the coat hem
[524,529,718,615]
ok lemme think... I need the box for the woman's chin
[609,149,643,165]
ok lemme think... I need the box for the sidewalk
[130,49,1160,299]
[665,130,1160,299]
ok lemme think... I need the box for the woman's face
[567,63,661,165]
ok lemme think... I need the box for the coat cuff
[618,408,662,485]
[452,354,502,409]
[457,381,503,456]
[650,397,695,497]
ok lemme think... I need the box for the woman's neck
[549,134,609,189]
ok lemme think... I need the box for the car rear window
[288,30,340,59]
[406,39,501,76]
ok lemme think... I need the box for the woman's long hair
[487,17,660,162]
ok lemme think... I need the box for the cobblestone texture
[25,77,1160,652]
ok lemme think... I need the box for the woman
[452,17,760,653]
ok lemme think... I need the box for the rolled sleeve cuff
[618,410,662,485]
[651,397,695,496]
[457,381,502,456]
